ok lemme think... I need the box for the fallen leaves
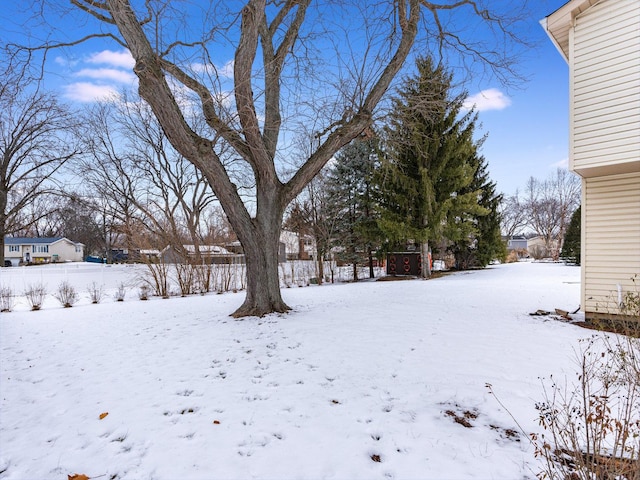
[213,420,221,425]
[99,412,108,420]
[68,474,90,480]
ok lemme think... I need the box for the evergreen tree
[326,138,381,281]
[449,154,506,269]
[560,206,581,265]
[376,56,486,276]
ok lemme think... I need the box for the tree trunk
[368,248,375,279]
[231,189,290,318]
[0,216,5,267]
[316,247,324,285]
[421,241,431,278]
[0,189,6,267]
[234,235,289,317]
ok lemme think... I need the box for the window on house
[75,245,82,253]
[9,245,20,252]
[32,245,49,253]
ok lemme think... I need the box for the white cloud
[54,56,78,68]
[62,82,120,102]
[75,68,137,84]
[463,88,512,112]
[219,60,234,78]
[87,49,135,69]
[192,59,234,79]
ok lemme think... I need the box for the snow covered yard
[0,262,586,479]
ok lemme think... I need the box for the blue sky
[471,0,571,196]
[2,1,571,196]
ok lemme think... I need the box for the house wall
[51,240,84,263]
[4,244,22,265]
[571,0,640,177]
[582,172,640,315]
[566,0,640,318]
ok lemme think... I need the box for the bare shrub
[0,285,15,312]
[175,262,196,296]
[139,284,149,300]
[214,261,234,293]
[143,261,170,298]
[194,263,213,294]
[54,280,79,308]
[505,248,528,263]
[533,333,640,479]
[87,282,104,304]
[24,283,47,311]
[529,245,547,261]
[237,263,246,291]
[114,282,127,302]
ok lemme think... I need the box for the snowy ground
[0,261,588,479]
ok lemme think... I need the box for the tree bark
[232,184,290,317]
[421,241,431,278]
[0,214,5,267]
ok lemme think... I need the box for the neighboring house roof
[541,0,600,60]
[4,237,84,246]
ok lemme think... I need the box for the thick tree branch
[283,0,420,205]
[105,0,254,236]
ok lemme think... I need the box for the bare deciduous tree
[80,100,219,262]
[0,65,79,266]
[17,0,531,315]
[523,169,581,259]
[500,190,528,238]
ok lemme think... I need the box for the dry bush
[138,284,149,300]
[87,282,104,304]
[194,263,213,294]
[143,260,170,298]
[114,282,127,302]
[533,286,640,480]
[529,245,548,261]
[175,262,196,296]
[0,285,15,312]
[505,248,528,263]
[54,280,79,308]
[24,283,47,311]
[533,334,639,479]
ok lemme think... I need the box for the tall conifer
[376,57,487,276]
[326,138,380,281]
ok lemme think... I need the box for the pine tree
[560,205,581,265]
[449,153,506,269]
[326,138,380,281]
[376,56,487,276]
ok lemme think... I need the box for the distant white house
[3,237,85,266]
[280,230,316,260]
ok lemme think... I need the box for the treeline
[3,55,578,277]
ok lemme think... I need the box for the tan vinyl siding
[572,0,640,174]
[583,172,640,315]
[50,239,84,262]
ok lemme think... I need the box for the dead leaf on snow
[68,474,90,480]
[99,412,108,420]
